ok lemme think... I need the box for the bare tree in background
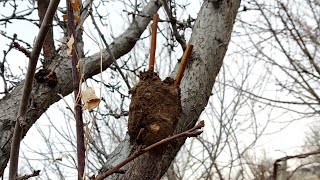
[236,0,320,117]
[233,0,320,179]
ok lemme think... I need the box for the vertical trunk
[118,0,241,179]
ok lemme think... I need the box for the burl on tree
[128,14,193,147]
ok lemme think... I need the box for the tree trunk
[103,0,241,179]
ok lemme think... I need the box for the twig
[95,120,204,180]
[174,44,193,87]
[57,93,75,116]
[66,0,85,179]
[12,42,31,58]
[160,0,186,50]
[132,0,138,21]
[89,12,131,90]
[16,170,40,180]
[8,0,60,179]
[1,34,17,94]
[123,10,153,19]
[149,14,159,72]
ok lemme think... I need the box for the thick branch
[16,170,40,180]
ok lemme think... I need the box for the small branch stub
[148,14,159,72]
[175,44,193,87]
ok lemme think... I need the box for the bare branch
[273,150,320,179]
[16,170,40,180]
[11,42,31,58]
[8,0,61,179]
[66,0,85,179]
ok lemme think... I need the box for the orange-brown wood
[149,14,159,72]
[175,44,193,87]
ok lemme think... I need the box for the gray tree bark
[0,0,241,178]
[103,0,241,179]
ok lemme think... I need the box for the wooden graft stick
[175,44,193,87]
[149,14,159,72]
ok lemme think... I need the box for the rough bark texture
[103,0,241,179]
[0,1,161,176]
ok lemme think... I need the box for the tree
[237,0,320,117]
[234,0,320,179]
[0,0,241,179]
